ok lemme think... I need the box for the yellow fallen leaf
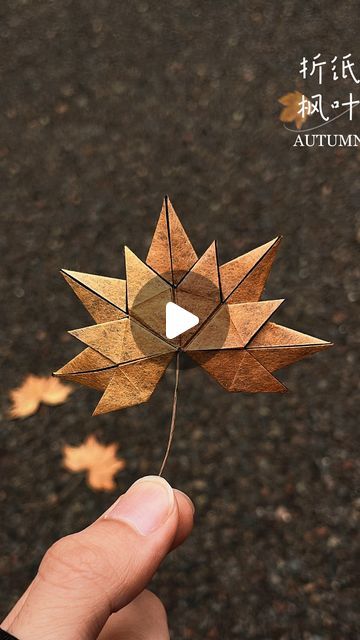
[8,375,73,419]
[63,435,126,491]
[41,377,74,405]
[278,91,310,129]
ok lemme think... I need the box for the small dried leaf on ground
[8,375,73,419]
[63,435,126,491]
[278,91,310,129]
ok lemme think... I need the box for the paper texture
[54,197,331,415]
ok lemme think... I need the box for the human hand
[1,476,195,640]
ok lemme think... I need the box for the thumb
[5,476,192,640]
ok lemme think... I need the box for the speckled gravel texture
[0,2,359,638]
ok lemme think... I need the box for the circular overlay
[129,269,230,370]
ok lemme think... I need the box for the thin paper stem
[159,351,180,476]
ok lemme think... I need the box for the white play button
[166,302,199,339]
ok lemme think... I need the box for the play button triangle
[166,302,199,339]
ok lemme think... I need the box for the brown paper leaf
[189,349,245,389]
[9,375,73,419]
[126,247,171,307]
[146,196,198,284]
[56,196,330,417]
[229,300,284,345]
[220,237,280,300]
[176,241,221,341]
[57,367,117,391]
[226,238,281,303]
[55,346,115,373]
[145,198,172,282]
[130,290,172,338]
[63,435,126,491]
[248,322,330,348]
[177,242,220,297]
[230,351,287,392]
[62,271,126,323]
[69,318,175,364]
[125,246,172,336]
[93,353,174,415]
[62,270,126,308]
[247,322,331,371]
[54,347,116,390]
[249,345,329,372]
[61,369,116,391]
[189,350,286,392]
[186,300,284,350]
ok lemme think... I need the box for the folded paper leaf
[248,321,329,347]
[93,353,174,415]
[146,197,198,284]
[176,241,221,342]
[54,346,115,373]
[54,196,331,416]
[62,270,126,323]
[125,246,172,336]
[220,237,280,300]
[185,300,284,350]
[62,270,127,308]
[249,345,328,372]
[189,349,287,392]
[69,318,175,364]
[58,366,117,391]
[224,238,281,303]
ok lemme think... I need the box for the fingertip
[104,475,176,536]
[175,489,195,515]
[171,489,195,549]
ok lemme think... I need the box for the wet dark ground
[0,2,359,638]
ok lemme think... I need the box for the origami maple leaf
[279,91,310,129]
[63,435,126,491]
[54,197,331,417]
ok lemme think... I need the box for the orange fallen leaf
[63,435,126,491]
[8,375,73,419]
[278,91,310,129]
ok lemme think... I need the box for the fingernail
[105,476,175,536]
